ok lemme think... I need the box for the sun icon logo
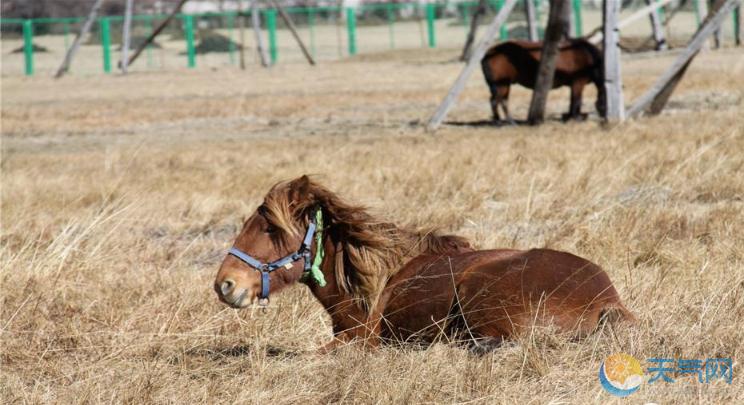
[599,353,644,397]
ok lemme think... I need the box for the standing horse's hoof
[561,112,588,122]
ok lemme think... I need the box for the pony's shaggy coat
[261,178,471,311]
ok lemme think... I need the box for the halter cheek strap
[227,208,326,306]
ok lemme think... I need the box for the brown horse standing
[214,176,634,352]
[481,39,607,123]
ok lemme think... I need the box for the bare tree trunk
[120,0,134,74]
[526,0,570,125]
[460,0,488,61]
[55,0,106,78]
[603,0,625,121]
[126,0,189,67]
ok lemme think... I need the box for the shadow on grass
[443,116,578,128]
[186,344,299,360]
[443,119,520,127]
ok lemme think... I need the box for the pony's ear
[288,175,312,204]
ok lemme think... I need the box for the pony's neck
[306,237,375,337]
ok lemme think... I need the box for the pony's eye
[265,224,277,234]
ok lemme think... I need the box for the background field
[2,42,743,403]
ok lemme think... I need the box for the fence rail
[1,0,740,77]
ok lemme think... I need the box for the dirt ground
[1,45,743,403]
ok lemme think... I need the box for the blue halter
[227,208,320,305]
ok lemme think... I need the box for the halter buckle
[257,297,270,307]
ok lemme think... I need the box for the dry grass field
[2,45,743,403]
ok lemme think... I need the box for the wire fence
[1,0,741,77]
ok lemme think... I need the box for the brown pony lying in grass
[481,39,607,123]
[214,176,634,352]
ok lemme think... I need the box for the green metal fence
[1,1,740,77]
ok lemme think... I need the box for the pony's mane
[262,177,472,312]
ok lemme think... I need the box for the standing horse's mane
[261,176,472,312]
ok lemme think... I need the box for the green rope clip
[301,209,326,287]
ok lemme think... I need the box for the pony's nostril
[221,279,235,296]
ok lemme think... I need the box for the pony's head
[214,176,319,308]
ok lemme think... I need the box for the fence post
[184,15,196,68]
[266,9,278,64]
[426,3,436,47]
[572,0,583,36]
[346,7,357,55]
[657,0,666,22]
[497,0,508,39]
[22,20,34,76]
[100,17,112,73]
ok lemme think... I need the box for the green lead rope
[301,209,327,287]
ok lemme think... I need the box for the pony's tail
[599,303,637,325]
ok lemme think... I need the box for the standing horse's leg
[488,84,502,123]
[563,79,589,121]
[498,85,516,125]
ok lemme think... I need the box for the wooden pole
[268,0,315,65]
[645,0,668,50]
[628,0,740,117]
[603,0,625,121]
[526,0,570,125]
[237,0,246,69]
[460,0,489,61]
[126,0,189,67]
[426,0,518,131]
[55,0,106,78]
[121,0,134,74]
[735,5,742,45]
[251,0,269,67]
[525,0,538,41]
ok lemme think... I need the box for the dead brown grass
[1,47,743,403]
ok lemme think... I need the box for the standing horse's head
[214,176,318,308]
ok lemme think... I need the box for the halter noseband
[227,207,325,306]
